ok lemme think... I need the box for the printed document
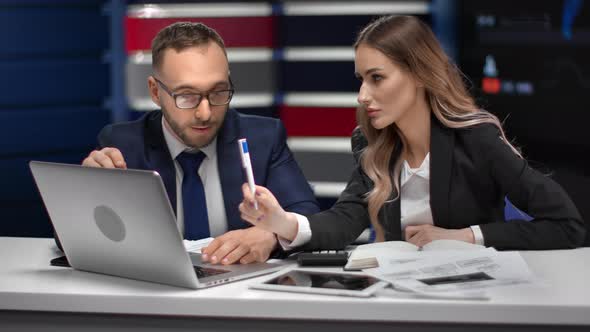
[370,250,534,295]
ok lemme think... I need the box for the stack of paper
[344,256,379,270]
[344,239,486,271]
[373,250,535,296]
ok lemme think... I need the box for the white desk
[1,237,589,331]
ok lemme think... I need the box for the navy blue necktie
[176,151,210,240]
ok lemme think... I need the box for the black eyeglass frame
[153,76,235,109]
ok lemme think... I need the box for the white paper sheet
[183,237,214,253]
[369,250,535,296]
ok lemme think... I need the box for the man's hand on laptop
[82,147,127,169]
[201,227,278,265]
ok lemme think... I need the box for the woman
[239,15,585,250]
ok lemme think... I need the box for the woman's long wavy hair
[355,15,521,242]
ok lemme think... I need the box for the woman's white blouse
[399,153,484,244]
[400,153,434,238]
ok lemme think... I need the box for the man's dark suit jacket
[304,118,585,250]
[96,108,319,232]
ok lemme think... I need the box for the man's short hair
[151,22,227,71]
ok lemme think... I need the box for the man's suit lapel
[217,109,248,231]
[430,117,454,229]
[144,111,178,215]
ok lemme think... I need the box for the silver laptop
[30,161,283,289]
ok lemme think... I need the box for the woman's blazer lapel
[429,118,454,229]
[360,119,455,239]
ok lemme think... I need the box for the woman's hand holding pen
[239,183,299,241]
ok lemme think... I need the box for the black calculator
[297,250,349,267]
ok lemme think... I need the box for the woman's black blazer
[305,118,585,250]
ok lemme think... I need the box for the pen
[238,138,258,210]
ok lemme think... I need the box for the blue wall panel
[0,108,109,236]
[0,152,95,202]
[0,2,110,237]
[0,107,108,156]
[0,5,107,58]
[0,201,53,238]
[0,60,108,107]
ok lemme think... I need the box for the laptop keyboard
[194,265,230,278]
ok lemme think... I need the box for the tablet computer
[250,267,389,297]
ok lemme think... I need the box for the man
[82,22,319,264]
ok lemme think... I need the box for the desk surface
[1,237,590,327]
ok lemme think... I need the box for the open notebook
[344,239,486,271]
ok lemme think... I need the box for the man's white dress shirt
[161,118,228,237]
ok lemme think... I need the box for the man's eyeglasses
[153,77,234,109]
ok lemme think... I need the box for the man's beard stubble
[161,106,219,149]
